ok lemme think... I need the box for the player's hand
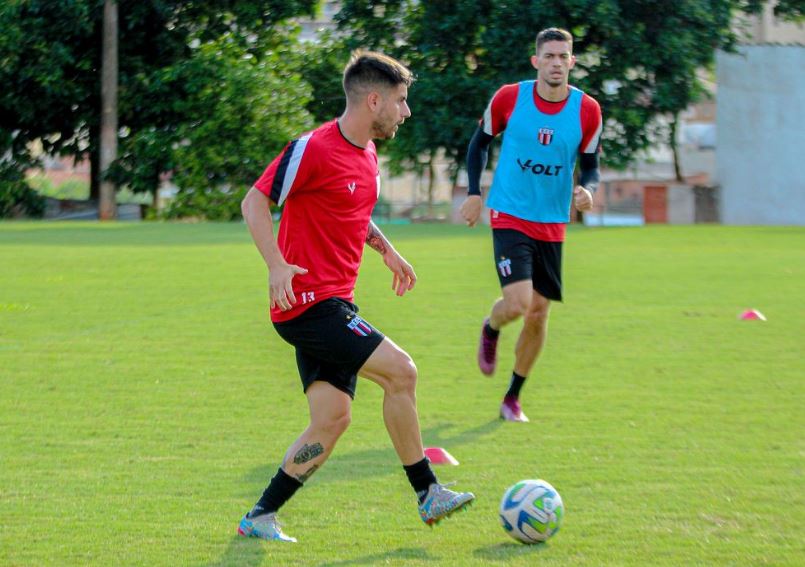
[573,186,594,212]
[268,262,308,311]
[460,195,483,227]
[383,250,417,296]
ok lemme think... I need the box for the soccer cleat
[500,397,529,422]
[238,512,297,542]
[477,318,499,376]
[418,482,475,526]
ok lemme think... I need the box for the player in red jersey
[237,51,474,542]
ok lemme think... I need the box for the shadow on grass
[243,419,503,490]
[201,536,265,567]
[203,539,432,566]
[473,541,549,561]
[316,546,432,566]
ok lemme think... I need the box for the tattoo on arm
[366,221,388,255]
[293,442,324,465]
[295,464,319,483]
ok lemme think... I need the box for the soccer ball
[499,479,564,544]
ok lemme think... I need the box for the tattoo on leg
[296,464,319,483]
[293,442,324,465]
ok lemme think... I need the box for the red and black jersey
[253,119,380,323]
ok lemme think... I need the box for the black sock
[484,321,500,339]
[249,467,303,517]
[505,372,527,400]
[404,458,438,503]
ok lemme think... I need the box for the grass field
[1,222,803,566]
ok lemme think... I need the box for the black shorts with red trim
[272,298,385,399]
[492,228,563,301]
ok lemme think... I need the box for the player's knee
[523,298,550,327]
[504,296,529,319]
[321,409,352,437]
[388,355,418,394]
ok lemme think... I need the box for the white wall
[716,46,805,225]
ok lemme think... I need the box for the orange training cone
[424,447,459,465]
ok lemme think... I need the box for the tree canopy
[2,0,800,218]
[0,0,317,207]
[309,0,798,181]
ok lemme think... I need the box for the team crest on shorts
[346,315,373,337]
[498,257,512,277]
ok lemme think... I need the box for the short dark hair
[536,28,573,54]
[342,50,414,100]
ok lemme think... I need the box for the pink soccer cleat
[477,318,499,376]
[500,397,529,422]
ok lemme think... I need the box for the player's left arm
[573,94,603,212]
[366,220,417,296]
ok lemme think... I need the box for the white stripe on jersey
[482,99,494,136]
[583,120,603,154]
[277,132,313,206]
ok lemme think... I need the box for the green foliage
[297,31,353,124]
[741,0,804,20]
[169,34,315,194]
[0,162,45,218]
[111,29,315,219]
[332,0,495,205]
[27,175,89,201]
[325,0,797,173]
[0,0,318,201]
[161,185,248,221]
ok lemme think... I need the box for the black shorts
[492,228,563,301]
[272,298,385,399]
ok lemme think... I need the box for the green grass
[1,222,803,566]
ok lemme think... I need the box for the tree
[99,0,118,219]
[155,33,315,220]
[0,0,317,210]
[331,0,495,216]
[318,0,801,186]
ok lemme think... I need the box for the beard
[371,112,401,140]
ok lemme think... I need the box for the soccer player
[238,50,474,542]
[459,28,602,422]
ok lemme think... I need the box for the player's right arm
[241,188,308,311]
[242,135,314,311]
[461,84,518,227]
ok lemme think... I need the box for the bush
[0,164,45,218]
[160,185,247,221]
[27,174,89,200]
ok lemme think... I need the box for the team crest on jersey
[346,315,373,337]
[498,257,512,277]
[347,182,357,194]
[538,128,554,145]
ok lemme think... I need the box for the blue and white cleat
[238,512,297,542]
[418,482,475,526]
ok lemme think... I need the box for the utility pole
[99,0,118,220]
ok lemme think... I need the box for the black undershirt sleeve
[578,152,600,194]
[466,126,495,196]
